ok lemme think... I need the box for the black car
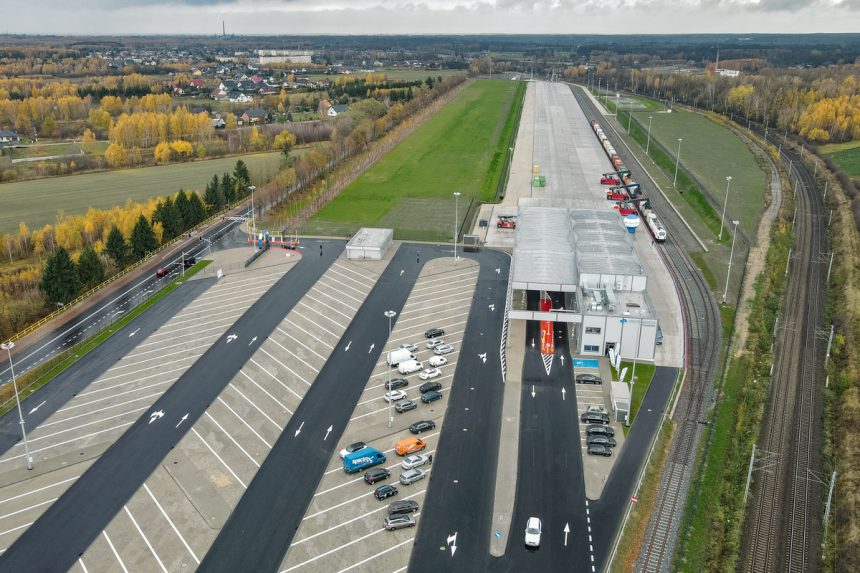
[339,441,367,458]
[388,500,419,515]
[386,378,409,390]
[587,444,613,457]
[586,435,617,448]
[364,467,391,484]
[183,256,197,269]
[586,424,615,437]
[424,328,445,338]
[419,381,442,394]
[421,390,443,404]
[374,484,398,500]
[575,373,602,385]
[580,412,610,424]
[409,420,436,434]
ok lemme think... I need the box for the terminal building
[252,50,314,64]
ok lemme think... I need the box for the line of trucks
[591,120,667,243]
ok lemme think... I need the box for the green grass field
[819,140,860,178]
[0,152,283,233]
[302,79,524,241]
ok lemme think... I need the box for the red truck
[600,176,621,185]
[606,188,627,201]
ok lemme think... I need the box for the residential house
[241,108,270,124]
[328,104,348,117]
[228,92,254,104]
[0,130,21,145]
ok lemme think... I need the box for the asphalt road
[0,213,248,387]
[406,248,511,572]
[0,238,342,573]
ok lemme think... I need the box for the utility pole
[743,444,756,504]
[824,324,835,368]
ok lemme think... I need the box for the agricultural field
[3,140,110,160]
[819,140,860,178]
[0,152,282,233]
[303,79,524,241]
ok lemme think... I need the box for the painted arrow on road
[478,352,487,363]
[294,421,304,437]
[400,270,404,276]
[562,388,566,401]
[176,413,189,428]
[564,523,570,546]
[148,410,165,424]
[488,303,495,311]
[495,268,501,274]
[345,341,352,352]
[560,355,565,366]
[28,400,46,415]
[324,425,333,440]
[248,336,258,346]
[368,343,375,354]
[531,385,536,398]
[129,328,140,338]
[226,334,238,344]
[447,532,458,557]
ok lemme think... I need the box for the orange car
[394,437,427,456]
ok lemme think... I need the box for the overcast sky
[4,0,859,35]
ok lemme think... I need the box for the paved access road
[0,238,341,572]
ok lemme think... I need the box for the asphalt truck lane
[0,238,342,573]
[406,249,511,572]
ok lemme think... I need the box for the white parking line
[20,406,148,444]
[274,326,329,362]
[0,476,78,505]
[409,270,479,292]
[169,294,268,323]
[303,292,356,320]
[58,379,173,412]
[102,531,130,573]
[330,264,375,288]
[50,391,164,425]
[78,366,191,397]
[265,337,321,377]
[0,497,57,522]
[283,318,335,350]
[315,276,366,304]
[321,268,372,293]
[296,301,347,329]
[0,421,133,462]
[408,277,479,300]
[203,412,261,468]
[191,428,247,489]
[0,521,32,538]
[123,505,168,573]
[78,558,89,573]
[87,358,195,387]
[374,334,464,368]
[136,320,235,348]
[256,348,313,388]
[216,397,273,448]
[392,306,470,330]
[143,483,200,565]
[231,377,291,422]
[118,340,211,365]
[390,316,468,339]
[335,538,415,573]
[241,368,299,410]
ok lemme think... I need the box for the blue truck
[343,447,387,474]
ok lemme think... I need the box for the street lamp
[615,93,620,117]
[249,185,257,235]
[1,342,32,470]
[384,310,397,428]
[646,116,653,155]
[673,138,683,189]
[723,221,740,304]
[453,192,461,263]
[718,176,733,241]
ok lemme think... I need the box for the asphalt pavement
[0,238,342,572]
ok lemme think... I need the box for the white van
[387,349,416,367]
[398,359,423,375]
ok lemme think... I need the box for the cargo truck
[343,447,387,473]
[387,349,416,367]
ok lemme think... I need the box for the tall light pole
[723,221,740,304]
[249,185,257,235]
[646,116,653,155]
[1,342,32,470]
[618,317,629,425]
[673,138,683,189]
[718,176,733,241]
[615,93,620,117]
[453,192,461,263]
[384,310,397,428]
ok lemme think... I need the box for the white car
[401,454,431,470]
[426,338,446,349]
[433,344,454,355]
[383,390,407,402]
[525,517,542,548]
[418,368,442,380]
[399,343,418,352]
[428,356,448,367]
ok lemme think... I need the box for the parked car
[374,484,398,500]
[586,424,616,437]
[524,517,542,548]
[383,514,416,530]
[394,437,427,456]
[364,467,391,484]
[339,442,366,459]
[399,343,418,352]
[155,267,168,278]
[586,404,607,414]
[182,256,196,269]
[426,338,446,349]
[399,468,426,485]
[418,367,442,380]
[421,390,443,403]
[433,344,455,355]
[428,356,448,367]
[581,411,610,424]
[395,399,418,413]
[383,390,407,403]
[575,373,602,385]
[587,444,613,457]
[386,378,408,390]
[401,454,431,470]
[419,381,443,394]
[388,499,419,515]
[425,328,445,338]
[409,420,436,434]
[587,435,617,447]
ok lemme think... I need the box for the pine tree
[159,197,183,240]
[221,172,236,204]
[187,192,207,225]
[105,225,128,266]
[203,174,224,212]
[77,246,105,289]
[233,160,251,188]
[40,246,79,305]
[175,189,191,231]
[130,214,158,260]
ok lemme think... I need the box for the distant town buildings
[252,50,314,65]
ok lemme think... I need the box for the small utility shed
[346,228,393,260]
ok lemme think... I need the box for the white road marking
[233,374,293,420]
[296,301,347,329]
[102,530,130,573]
[0,422,134,463]
[191,428,247,489]
[143,483,200,564]
[17,406,148,443]
[274,326,329,362]
[87,360,193,388]
[265,337,321,377]
[334,538,415,573]
[283,318,335,350]
[286,313,341,343]
[123,505,168,573]
[0,497,57,522]
[256,348,313,388]
[78,558,89,573]
[315,276,366,304]
[203,412,261,467]
[329,264,376,289]
[281,525,391,572]
[302,292,356,320]
[50,392,164,425]
[60,380,173,412]
[0,521,32,538]
[0,476,79,505]
[217,397,273,448]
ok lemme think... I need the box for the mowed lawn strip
[0,152,283,233]
[304,79,525,241]
[819,140,860,177]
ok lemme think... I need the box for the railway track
[570,85,722,573]
[740,132,826,573]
